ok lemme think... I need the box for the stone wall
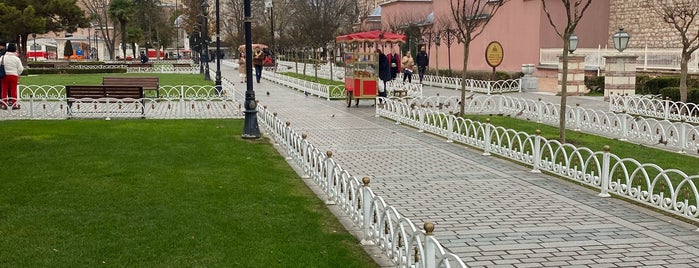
[609,0,699,49]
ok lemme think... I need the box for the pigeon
[466,93,475,100]
[304,92,309,96]
[515,108,525,116]
[266,91,270,96]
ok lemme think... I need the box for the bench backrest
[66,85,144,99]
[103,77,159,90]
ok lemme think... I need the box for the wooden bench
[66,85,145,117]
[172,63,193,67]
[103,76,160,98]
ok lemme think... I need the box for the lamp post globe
[612,27,630,52]
[568,33,578,54]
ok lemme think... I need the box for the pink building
[370,0,611,73]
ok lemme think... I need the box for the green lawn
[0,119,378,268]
[462,114,699,175]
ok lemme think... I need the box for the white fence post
[446,114,455,143]
[483,118,492,156]
[619,115,628,141]
[678,122,687,154]
[325,151,336,205]
[418,108,425,133]
[599,145,611,197]
[664,98,670,121]
[360,177,375,245]
[574,104,582,131]
[424,222,436,268]
[536,98,544,123]
[531,130,542,173]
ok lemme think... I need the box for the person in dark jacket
[388,48,400,80]
[0,41,6,56]
[377,48,391,103]
[415,45,429,84]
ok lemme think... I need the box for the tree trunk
[459,38,471,116]
[559,33,570,143]
[680,50,690,102]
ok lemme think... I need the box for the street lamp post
[568,33,579,54]
[612,27,630,52]
[202,1,211,81]
[215,0,222,94]
[264,0,274,56]
[94,29,99,61]
[242,0,260,139]
[32,33,37,61]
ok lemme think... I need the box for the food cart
[335,31,406,107]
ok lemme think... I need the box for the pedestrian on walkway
[252,47,265,83]
[377,48,391,103]
[238,51,246,83]
[388,48,400,80]
[401,51,414,83]
[415,45,429,84]
[1,43,24,110]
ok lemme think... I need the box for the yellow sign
[485,41,504,68]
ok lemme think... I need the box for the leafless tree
[450,0,508,115]
[649,0,699,102]
[80,0,118,59]
[541,0,593,143]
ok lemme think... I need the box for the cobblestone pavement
[221,63,699,267]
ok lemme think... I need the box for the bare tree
[541,0,593,143]
[450,0,508,115]
[81,0,118,59]
[649,0,699,102]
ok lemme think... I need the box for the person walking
[401,51,415,83]
[1,43,24,110]
[252,47,265,83]
[377,48,391,104]
[415,45,429,84]
[238,51,246,83]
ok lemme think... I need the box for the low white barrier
[0,83,241,120]
[257,105,467,268]
[377,97,699,225]
[610,95,699,124]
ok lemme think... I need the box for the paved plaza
[222,62,699,267]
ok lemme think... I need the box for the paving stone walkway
[222,62,699,267]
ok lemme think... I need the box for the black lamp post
[612,27,630,52]
[214,0,222,94]
[32,33,37,61]
[202,1,211,81]
[264,0,274,56]
[242,0,260,139]
[94,29,99,60]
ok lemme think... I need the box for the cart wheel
[346,90,353,107]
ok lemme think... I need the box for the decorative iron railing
[377,97,699,225]
[610,95,699,124]
[257,105,467,268]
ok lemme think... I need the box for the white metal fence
[0,84,242,120]
[257,105,467,268]
[610,95,699,124]
[377,96,699,225]
[399,94,699,155]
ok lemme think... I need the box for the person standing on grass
[252,47,265,83]
[1,43,24,110]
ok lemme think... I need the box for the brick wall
[609,0,699,49]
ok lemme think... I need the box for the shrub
[584,76,605,93]
[659,87,681,101]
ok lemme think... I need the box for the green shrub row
[26,68,127,75]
